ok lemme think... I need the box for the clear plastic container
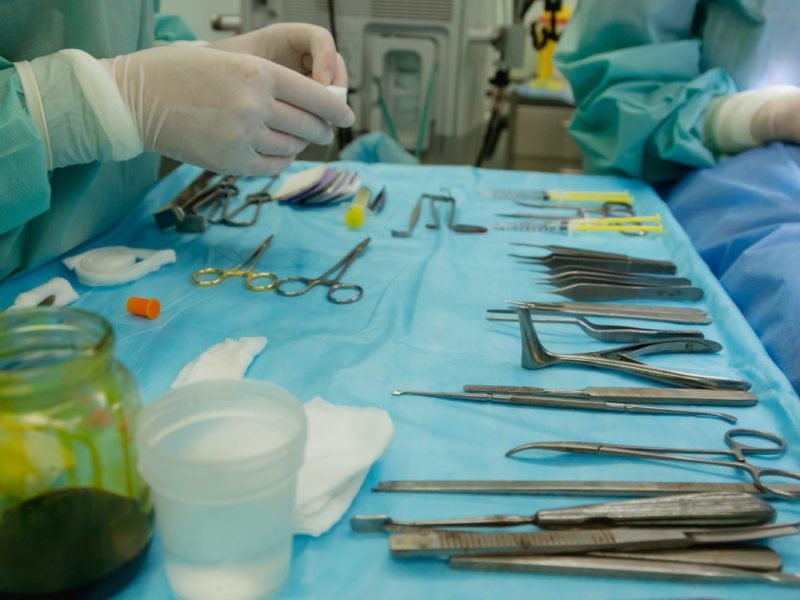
[135,380,307,600]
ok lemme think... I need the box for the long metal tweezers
[389,522,800,558]
[372,480,800,497]
[496,301,712,324]
[448,554,800,585]
[391,390,738,423]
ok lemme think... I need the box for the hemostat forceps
[276,238,370,304]
[191,235,278,292]
[515,308,750,390]
[506,429,800,500]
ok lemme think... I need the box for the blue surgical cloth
[1,162,798,599]
[667,142,800,393]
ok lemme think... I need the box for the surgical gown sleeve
[0,58,50,236]
[554,0,737,183]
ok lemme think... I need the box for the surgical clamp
[191,235,278,292]
[275,238,370,304]
[515,308,749,389]
[351,492,774,532]
[391,390,738,423]
[506,428,800,500]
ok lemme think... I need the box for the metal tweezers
[488,313,705,343]
[515,307,749,390]
[392,390,739,423]
[494,301,712,325]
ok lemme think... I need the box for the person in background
[555,0,800,182]
[0,1,354,280]
[555,0,800,393]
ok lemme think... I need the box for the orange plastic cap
[127,297,161,320]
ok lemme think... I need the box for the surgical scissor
[276,238,370,304]
[191,235,278,291]
[506,428,800,499]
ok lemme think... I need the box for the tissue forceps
[191,235,278,292]
[515,307,749,390]
[487,314,705,343]
[392,389,738,423]
[545,282,705,302]
[506,429,800,500]
[500,301,712,324]
[276,238,370,304]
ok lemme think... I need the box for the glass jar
[0,308,153,595]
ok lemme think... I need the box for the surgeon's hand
[705,85,800,155]
[100,44,354,175]
[208,23,349,88]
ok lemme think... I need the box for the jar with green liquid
[0,308,153,595]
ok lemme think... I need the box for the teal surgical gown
[0,1,191,280]
[555,0,800,182]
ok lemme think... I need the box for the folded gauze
[294,397,394,536]
[171,337,268,388]
[170,338,394,536]
[9,277,79,309]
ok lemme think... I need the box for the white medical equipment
[238,0,517,163]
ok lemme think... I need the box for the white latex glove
[102,44,354,175]
[16,33,354,173]
[704,85,800,155]
[208,23,349,88]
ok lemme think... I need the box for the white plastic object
[62,246,176,286]
[171,337,267,388]
[9,277,79,309]
[136,380,307,600]
[326,85,348,104]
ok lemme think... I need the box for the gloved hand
[18,33,354,174]
[704,85,800,155]
[208,23,349,88]
[101,44,354,174]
